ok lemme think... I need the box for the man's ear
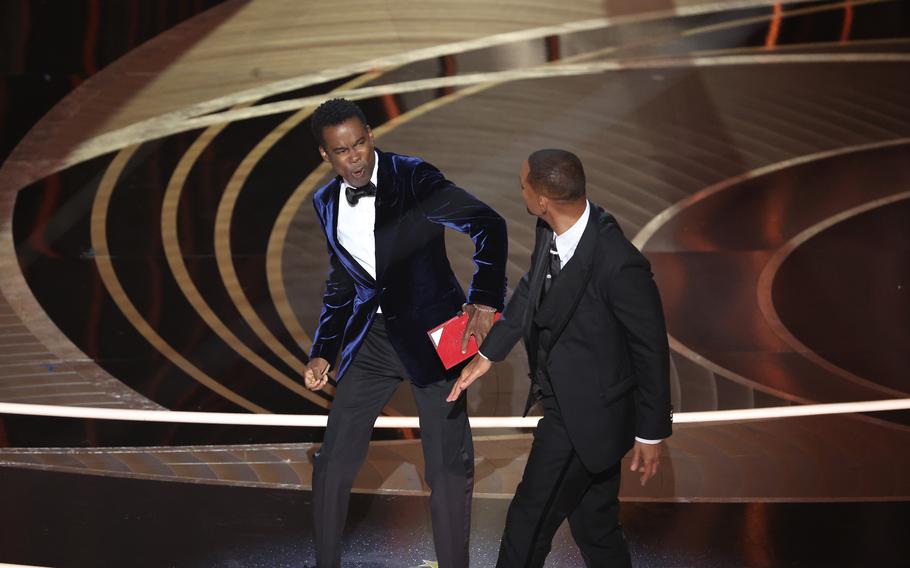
[318,146,329,162]
[538,193,548,215]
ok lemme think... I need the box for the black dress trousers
[496,395,631,568]
[311,316,474,568]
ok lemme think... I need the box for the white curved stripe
[633,140,910,248]
[1,399,908,428]
[631,140,910,410]
[63,0,820,166]
[88,53,910,145]
[756,191,910,398]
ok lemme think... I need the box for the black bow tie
[345,182,376,206]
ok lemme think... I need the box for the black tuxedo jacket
[310,149,508,386]
[481,203,672,472]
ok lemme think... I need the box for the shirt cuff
[477,350,490,360]
[635,437,663,445]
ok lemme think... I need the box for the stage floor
[1,1,909,566]
[2,466,909,568]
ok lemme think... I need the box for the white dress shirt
[336,152,381,312]
[551,198,590,268]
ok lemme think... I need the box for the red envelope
[427,311,501,369]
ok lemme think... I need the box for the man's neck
[547,199,588,236]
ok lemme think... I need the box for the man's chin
[347,173,369,187]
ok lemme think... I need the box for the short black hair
[527,149,586,201]
[310,98,368,146]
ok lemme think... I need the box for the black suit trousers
[497,396,631,568]
[311,317,474,568]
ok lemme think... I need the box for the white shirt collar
[553,200,591,267]
[341,151,379,191]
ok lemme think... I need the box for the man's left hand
[629,440,662,487]
[446,354,492,402]
[461,304,496,354]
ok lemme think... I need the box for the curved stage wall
[0,1,908,566]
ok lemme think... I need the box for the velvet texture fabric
[310,149,507,386]
[481,204,672,472]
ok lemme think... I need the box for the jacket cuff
[478,336,508,363]
[309,343,337,364]
[467,289,504,312]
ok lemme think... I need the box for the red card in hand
[427,311,501,370]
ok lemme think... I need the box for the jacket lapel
[373,150,401,283]
[522,220,552,339]
[324,178,375,286]
[533,205,598,346]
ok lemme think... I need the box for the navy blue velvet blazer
[309,149,508,386]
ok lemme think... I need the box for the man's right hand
[304,357,330,391]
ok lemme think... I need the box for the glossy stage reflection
[2,466,909,568]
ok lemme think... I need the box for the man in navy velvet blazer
[302,98,507,568]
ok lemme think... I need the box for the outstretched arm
[446,267,533,402]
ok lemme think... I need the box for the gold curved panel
[267,161,334,354]
[633,139,910,408]
[72,52,910,146]
[756,187,910,398]
[26,0,830,174]
[161,105,332,409]
[92,146,267,413]
[23,0,909,416]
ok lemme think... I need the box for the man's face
[520,159,545,218]
[318,117,376,187]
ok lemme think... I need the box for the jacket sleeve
[309,207,355,365]
[607,251,673,440]
[411,162,508,310]
[478,267,531,362]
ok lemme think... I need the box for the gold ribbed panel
[2,414,909,500]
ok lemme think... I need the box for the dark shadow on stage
[2,466,909,568]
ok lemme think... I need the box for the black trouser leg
[568,463,630,568]
[412,377,474,568]
[496,397,629,568]
[311,319,404,568]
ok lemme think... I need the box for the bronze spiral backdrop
[0,1,908,566]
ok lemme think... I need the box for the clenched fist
[304,357,330,391]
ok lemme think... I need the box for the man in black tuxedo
[449,149,672,567]
[303,99,508,568]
